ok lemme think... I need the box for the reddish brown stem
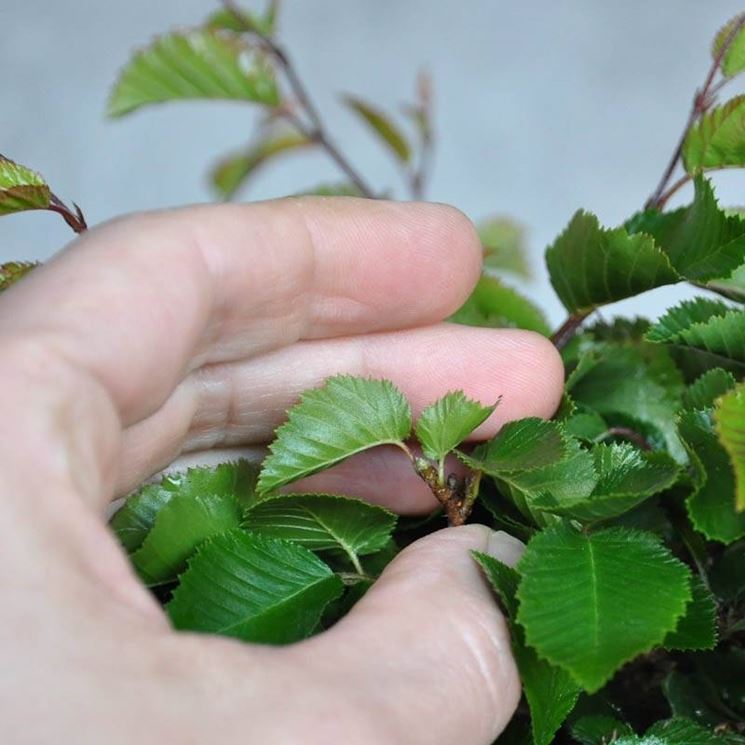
[221,0,375,198]
[645,13,745,210]
[48,194,87,234]
[550,311,590,351]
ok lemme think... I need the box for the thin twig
[410,70,434,200]
[222,0,375,198]
[645,13,745,210]
[48,193,88,234]
[550,311,590,350]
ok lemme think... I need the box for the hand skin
[0,198,564,745]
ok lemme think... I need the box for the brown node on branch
[415,461,480,527]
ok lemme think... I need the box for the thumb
[302,525,525,745]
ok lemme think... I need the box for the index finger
[0,198,481,426]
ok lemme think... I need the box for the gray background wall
[2,1,744,323]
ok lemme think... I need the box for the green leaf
[414,391,496,462]
[258,376,412,494]
[627,177,745,281]
[473,553,580,745]
[646,718,728,745]
[506,438,599,508]
[110,460,258,553]
[168,531,343,643]
[479,217,530,278]
[646,298,733,342]
[243,493,396,568]
[211,131,314,199]
[532,443,680,522]
[473,551,520,618]
[449,274,550,335]
[663,576,718,651]
[646,298,745,369]
[683,96,745,172]
[679,409,745,543]
[131,493,242,585]
[568,346,686,461]
[0,261,39,292]
[684,368,737,409]
[108,30,279,117]
[342,95,411,163]
[571,716,635,745]
[712,14,745,78]
[516,525,691,692]
[715,382,745,510]
[0,156,51,215]
[205,2,278,36]
[545,210,678,314]
[707,261,745,302]
[458,418,567,476]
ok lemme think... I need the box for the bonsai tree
[1,4,744,743]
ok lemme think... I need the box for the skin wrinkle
[111,324,562,498]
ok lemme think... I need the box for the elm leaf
[0,261,39,292]
[663,577,718,651]
[627,177,745,281]
[568,346,686,461]
[678,409,745,543]
[473,553,580,745]
[414,391,496,462]
[712,14,745,78]
[108,30,279,117]
[479,217,531,278]
[546,210,678,315]
[342,95,411,163]
[449,275,550,335]
[457,418,567,475]
[571,716,635,745]
[168,531,343,643]
[132,493,242,585]
[211,131,314,199]
[683,96,745,172]
[516,525,692,692]
[684,368,737,410]
[532,443,680,522]
[0,156,51,215]
[647,299,745,369]
[257,376,412,494]
[243,493,396,568]
[110,460,258,553]
[715,382,745,510]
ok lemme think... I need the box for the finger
[116,325,564,494]
[142,444,456,514]
[293,526,523,745]
[0,199,481,428]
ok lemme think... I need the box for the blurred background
[2,0,744,324]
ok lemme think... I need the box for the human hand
[0,198,563,744]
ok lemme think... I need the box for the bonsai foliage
[1,3,745,743]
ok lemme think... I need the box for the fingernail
[486,530,526,568]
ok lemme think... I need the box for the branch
[409,70,434,200]
[550,311,590,351]
[222,0,375,198]
[48,193,88,234]
[645,13,745,210]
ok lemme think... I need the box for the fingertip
[467,328,564,431]
[305,523,521,744]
